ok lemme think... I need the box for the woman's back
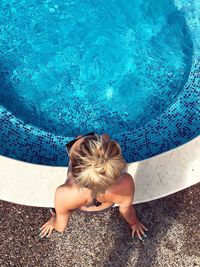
[64,171,129,212]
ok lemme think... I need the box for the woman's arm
[51,186,74,233]
[39,185,80,237]
[117,173,148,240]
[117,173,138,225]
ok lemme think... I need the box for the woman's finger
[46,229,53,238]
[39,222,48,231]
[39,225,49,236]
[138,224,145,236]
[136,228,142,240]
[132,228,136,238]
[40,228,50,238]
[39,229,47,237]
[140,223,148,231]
[44,228,51,237]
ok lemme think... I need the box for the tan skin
[39,133,148,240]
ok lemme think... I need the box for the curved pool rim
[0,135,199,207]
[0,0,200,166]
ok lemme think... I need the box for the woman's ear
[76,135,83,138]
[102,133,110,142]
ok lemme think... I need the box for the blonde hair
[69,133,127,198]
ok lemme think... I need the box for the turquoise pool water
[0,0,192,137]
[1,0,199,166]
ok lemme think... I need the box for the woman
[39,132,148,240]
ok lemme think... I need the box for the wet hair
[69,133,127,198]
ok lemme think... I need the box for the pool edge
[0,134,199,207]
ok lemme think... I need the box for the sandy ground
[0,183,199,267]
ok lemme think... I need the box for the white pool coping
[0,135,199,208]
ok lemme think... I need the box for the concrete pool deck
[0,135,199,208]
[0,181,199,266]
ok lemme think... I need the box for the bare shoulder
[55,184,84,211]
[120,172,134,186]
[111,172,135,193]
[108,172,135,205]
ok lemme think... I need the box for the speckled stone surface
[0,183,199,267]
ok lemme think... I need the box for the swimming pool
[0,0,199,166]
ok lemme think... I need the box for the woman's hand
[131,219,148,241]
[38,209,56,238]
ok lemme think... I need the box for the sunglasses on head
[66,132,97,155]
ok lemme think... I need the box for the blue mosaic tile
[0,0,200,166]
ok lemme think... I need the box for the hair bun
[95,155,107,165]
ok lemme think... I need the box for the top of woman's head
[69,133,127,196]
